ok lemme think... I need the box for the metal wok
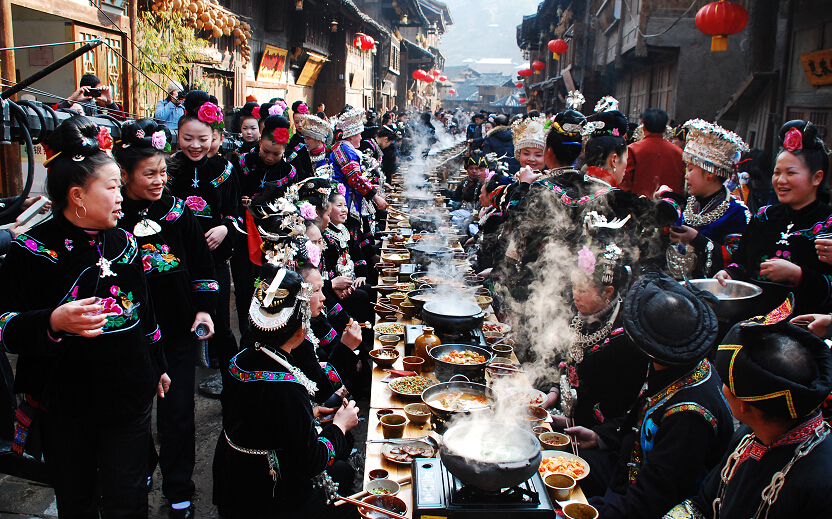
[421,376,499,425]
[439,421,542,491]
[421,300,485,335]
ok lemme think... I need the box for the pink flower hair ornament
[577,246,596,276]
[298,201,317,220]
[305,241,321,267]
[783,127,803,153]
[296,103,309,114]
[151,131,171,152]
[336,183,347,196]
[197,102,225,130]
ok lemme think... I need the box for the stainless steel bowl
[684,279,763,323]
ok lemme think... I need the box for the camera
[177,91,186,100]
[86,88,102,98]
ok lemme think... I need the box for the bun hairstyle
[546,110,586,166]
[583,110,628,168]
[177,90,213,129]
[114,118,171,176]
[259,103,275,123]
[376,125,398,141]
[246,264,308,347]
[233,101,260,132]
[779,120,830,177]
[262,115,291,144]
[45,116,116,212]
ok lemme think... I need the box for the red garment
[621,133,685,197]
[586,166,619,187]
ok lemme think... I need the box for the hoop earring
[76,204,87,219]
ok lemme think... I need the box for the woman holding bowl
[716,120,832,315]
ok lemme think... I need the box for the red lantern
[695,0,748,51]
[353,34,364,49]
[516,82,524,88]
[531,61,546,74]
[412,69,426,80]
[518,68,533,77]
[519,97,526,103]
[448,89,456,94]
[439,75,447,82]
[424,75,435,83]
[360,34,375,51]
[432,69,440,77]
[548,39,568,60]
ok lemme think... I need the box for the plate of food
[482,322,511,334]
[388,376,437,397]
[381,440,436,464]
[539,451,590,480]
[499,387,547,407]
[374,322,406,336]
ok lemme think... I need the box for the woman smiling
[717,120,832,315]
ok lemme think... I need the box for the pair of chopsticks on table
[333,475,412,508]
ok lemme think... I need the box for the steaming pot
[421,301,485,335]
[421,376,498,431]
[410,245,454,268]
[439,421,542,491]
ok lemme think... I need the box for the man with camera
[155,80,186,129]
[57,73,120,117]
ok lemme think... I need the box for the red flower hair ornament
[251,106,261,120]
[783,127,803,153]
[97,126,113,153]
[272,127,290,144]
[197,102,225,130]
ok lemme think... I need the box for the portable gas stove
[412,458,556,519]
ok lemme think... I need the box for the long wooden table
[360,307,587,518]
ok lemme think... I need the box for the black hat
[464,155,478,167]
[716,296,832,419]
[248,184,316,270]
[249,263,311,341]
[624,270,718,366]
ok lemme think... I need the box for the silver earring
[76,205,87,219]
[605,298,610,303]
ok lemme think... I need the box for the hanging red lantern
[448,88,456,94]
[412,69,426,80]
[424,75,435,83]
[353,34,364,49]
[432,69,440,77]
[531,61,546,74]
[360,34,375,51]
[695,0,748,51]
[438,75,447,82]
[518,68,533,77]
[548,39,568,60]
[516,82,524,88]
[519,97,527,103]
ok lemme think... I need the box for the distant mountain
[438,0,541,66]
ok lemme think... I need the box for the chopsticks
[332,494,408,518]
[566,417,580,456]
[375,302,403,314]
[332,476,412,507]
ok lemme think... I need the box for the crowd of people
[1,83,831,519]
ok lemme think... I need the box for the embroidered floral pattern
[318,436,336,466]
[16,234,58,262]
[141,243,180,273]
[228,356,306,385]
[164,198,185,222]
[64,239,73,251]
[146,326,161,344]
[193,280,220,291]
[663,402,718,434]
[328,304,343,318]
[320,327,337,345]
[539,179,613,207]
[103,286,141,330]
[211,162,233,187]
[320,363,343,391]
[185,195,211,216]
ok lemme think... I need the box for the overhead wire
[619,0,698,39]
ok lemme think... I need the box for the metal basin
[439,421,542,491]
[684,279,763,323]
[421,377,499,430]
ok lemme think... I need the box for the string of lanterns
[151,0,252,66]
